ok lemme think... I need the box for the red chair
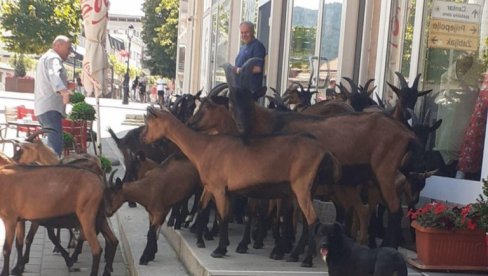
[62,119,88,154]
[15,105,40,136]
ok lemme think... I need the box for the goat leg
[139,224,159,265]
[11,221,26,275]
[99,216,119,276]
[70,233,85,263]
[166,207,178,227]
[236,212,252,253]
[286,216,308,262]
[381,209,403,248]
[20,222,39,266]
[300,221,319,268]
[52,228,62,253]
[2,220,16,276]
[47,227,75,269]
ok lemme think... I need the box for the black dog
[317,222,407,276]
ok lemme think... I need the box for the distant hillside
[292,7,317,27]
[291,3,342,60]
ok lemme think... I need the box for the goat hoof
[53,246,61,254]
[269,248,284,260]
[235,243,248,254]
[167,220,175,227]
[253,242,263,249]
[286,254,299,262]
[11,265,24,275]
[139,256,149,265]
[300,258,313,268]
[183,221,190,228]
[196,241,205,248]
[211,248,227,258]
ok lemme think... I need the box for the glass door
[284,0,343,100]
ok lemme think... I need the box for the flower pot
[409,221,488,271]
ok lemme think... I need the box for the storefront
[176,0,488,204]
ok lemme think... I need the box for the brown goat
[104,155,201,265]
[0,164,113,276]
[1,137,115,274]
[142,106,340,267]
[189,94,419,250]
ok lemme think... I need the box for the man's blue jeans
[37,111,63,157]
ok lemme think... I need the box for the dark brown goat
[0,165,115,276]
[142,105,341,267]
[104,155,201,265]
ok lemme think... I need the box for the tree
[141,0,179,77]
[0,0,81,55]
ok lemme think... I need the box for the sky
[109,0,144,16]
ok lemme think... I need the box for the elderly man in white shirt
[34,35,73,156]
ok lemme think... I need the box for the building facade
[176,0,488,204]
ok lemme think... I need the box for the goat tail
[107,128,121,145]
[198,189,213,211]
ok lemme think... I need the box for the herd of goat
[0,66,443,275]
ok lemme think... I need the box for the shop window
[418,0,488,180]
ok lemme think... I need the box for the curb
[112,213,137,276]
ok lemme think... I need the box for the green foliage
[408,201,480,231]
[141,0,179,77]
[481,38,488,72]
[98,155,112,173]
[0,0,81,55]
[474,179,488,231]
[63,131,75,148]
[70,92,85,104]
[108,54,140,79]
[13,54,26,77]
[9,54,36,72]
[69,102,96,121]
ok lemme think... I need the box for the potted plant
[98,155,112,174]
[64,94,96,153]
[408,196,488,269]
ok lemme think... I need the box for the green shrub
[69,102,96,121]
[98,155,112,173]
[63,132,75,148]
[70,92,85,104]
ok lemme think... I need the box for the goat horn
[418,89,432,97]
[208,83,229,97]
[108,169,118,187]
[386,82,402,97]
[412,73,422,89]
[363,79,375,94]
[342,77,359,94]
[240,57,263,73]
[394,72,409,89]
[26,128,55,142]
[337,82,350,97]
[375,93,385,109]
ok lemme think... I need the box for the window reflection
[418,0,488,180]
